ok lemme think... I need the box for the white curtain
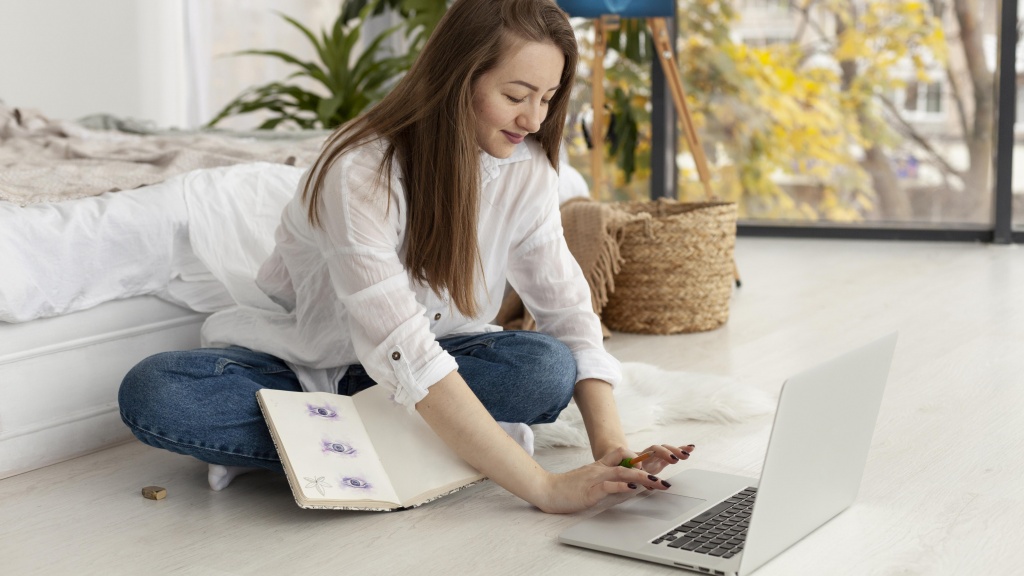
[182,0,342,130]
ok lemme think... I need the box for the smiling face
[471,40,564,158]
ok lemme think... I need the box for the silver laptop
[559,332,898,576]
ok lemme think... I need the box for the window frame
[649,0,1021,244]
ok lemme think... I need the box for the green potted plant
[206,1,417,130]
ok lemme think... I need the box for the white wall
[0,1,387,130]
[0,0,189,127]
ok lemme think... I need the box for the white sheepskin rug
[531,362,776,449]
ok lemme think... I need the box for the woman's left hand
[632,444,695,475]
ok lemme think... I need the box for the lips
[502,131,525,144]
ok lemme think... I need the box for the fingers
[567,454,683,512]
[577,467,664,509]
[590,443,696,495]
[602,478,653,495]
[597,445,637,467]
[607,465,671,491]
[637,443,696,473]
[663,443,695,461]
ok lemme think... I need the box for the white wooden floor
[2,237,1022,575]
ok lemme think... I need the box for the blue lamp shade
[556,0,674,18]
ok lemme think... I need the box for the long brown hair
[302,0,578,318]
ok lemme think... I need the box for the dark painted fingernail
[647,474,658,481]
[628,483,638,489]
[680,452,689,458]
[686,444,695,448]
[670,454,679,461]
[661,480,672,488]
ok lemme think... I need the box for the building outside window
[901,81,944,116]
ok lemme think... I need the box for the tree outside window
[568,0,998,227]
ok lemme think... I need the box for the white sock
[497,421,535,457]
[208,464,259,491]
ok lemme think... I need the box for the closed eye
[505,95,552,106]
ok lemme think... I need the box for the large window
[567,0,1004,233]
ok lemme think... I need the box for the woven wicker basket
[602,200,737,334]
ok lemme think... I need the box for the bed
[0,104,318,478]
[0,104,753,480]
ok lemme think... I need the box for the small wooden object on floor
[141,486,167,500]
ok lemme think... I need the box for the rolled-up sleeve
[311,147,458,410]
[506,167,622,387]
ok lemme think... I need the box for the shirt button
[391,351,401,361]
[434,313,442,321]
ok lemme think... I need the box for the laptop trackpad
[619,492,707,522]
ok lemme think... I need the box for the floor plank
[1,237,1021,575]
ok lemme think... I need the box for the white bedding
[0,162,303,323]
[1,158,589,324]
[0,162,301,475]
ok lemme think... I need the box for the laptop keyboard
[651,487,757,559]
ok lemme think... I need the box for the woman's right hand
[531,447,673,514]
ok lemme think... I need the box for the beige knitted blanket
[0,105,326,205]
[496,197,628,337]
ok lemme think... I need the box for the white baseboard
[0,406,134,480]
[0,297,206,479]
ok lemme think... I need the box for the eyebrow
[507,80,560,92]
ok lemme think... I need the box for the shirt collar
[480,141,533,185]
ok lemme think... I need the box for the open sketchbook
[256,386,486,511]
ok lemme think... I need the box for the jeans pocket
[444,336,495,356]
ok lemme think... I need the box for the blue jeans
[118,331,576,472]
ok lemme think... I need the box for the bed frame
[0,297,207,479]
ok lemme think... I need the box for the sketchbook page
[257,389,400,507]
[353,385,485,506]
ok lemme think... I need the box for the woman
[119,0,693,514]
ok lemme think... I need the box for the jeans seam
[121,411,281,464]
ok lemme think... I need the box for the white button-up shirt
[200,138,621,410]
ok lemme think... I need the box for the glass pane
[565,18,656,203]
[687,0,996,227]
[568,1,1000,228]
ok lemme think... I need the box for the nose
[518,102,545,134]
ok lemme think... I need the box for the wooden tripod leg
[648,18,740,286]
[590,17,608,198]
[648,17,714,201]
